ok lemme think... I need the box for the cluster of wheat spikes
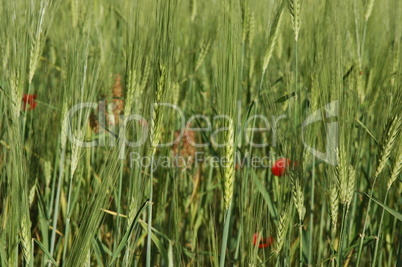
[1,0,402,266]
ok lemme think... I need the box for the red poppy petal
[271,158,291,176]
[253,233,275,248]
[29,102,37,110]
[266,236,275,246]
[252,233,259,246]
[22,94,37,103]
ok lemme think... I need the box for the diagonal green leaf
[365,194,402,221]
[109,199,148,266]
[274,91,298,103]
[34,239,58,266]
[252,174,278,219]
[139,221,170,264]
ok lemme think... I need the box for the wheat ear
[364,0,375,22]
[387,146,402,190]
[195,40,211,72]
[336,147,355,207]
[21,213,32,265]
[223,121,235,210]
[288,0,302,41]
[275,211,289,253]
[330,180,339,234]
[29,0,49,83]
[125,69,137,117]
[150,64,166,156]
[290,173,305,221]
[375,115,402,179]
[345,165,356,207]
[262,1,285,75]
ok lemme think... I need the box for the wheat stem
[357,115,401,265]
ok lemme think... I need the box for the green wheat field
[1,0,402,266]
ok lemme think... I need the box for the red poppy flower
[22,94,37,110]
[271,158,291,177]
[253,233,274,248]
